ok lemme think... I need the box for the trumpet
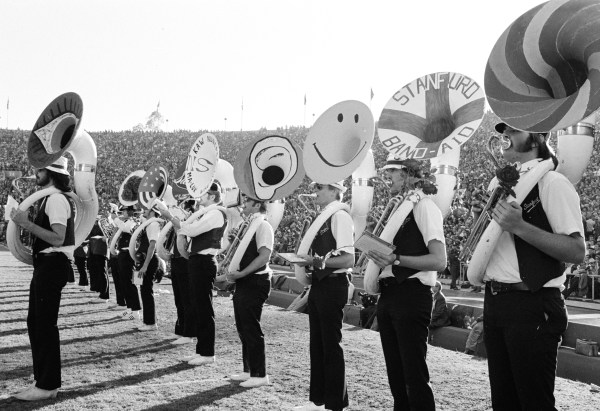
[294,194,317,253]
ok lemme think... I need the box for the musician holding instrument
[110,205,142,322]
[88,218,110,304]
[170,199,198,345]
[134,204,161,331]
[366,157,446,411]
[293,181,354,411]
[10,157,76,401]
[226,196,274,388]
[480,123,584,410]
[156,182,227,366]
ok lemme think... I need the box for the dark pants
[29,253,69,390]
[233,273,271,377]
[450,262,460,289]
[307,275,349,411]
[117,250,141,311]
[377,278,435,411]
[110,255,126,306]
[88,255,109,299]
[484,286,567,411]
[74,256,88,286]
[171,256,196,337]
[188,254,217,356]
[140,255,158,325]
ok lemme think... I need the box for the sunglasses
[314,184,325,190]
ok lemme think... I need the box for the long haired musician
[225,196,274,388]
[10,157,76,401]
[366,156,446,411]
[293,181,354,411]
[480,123,584,410]
[156,182,227,366]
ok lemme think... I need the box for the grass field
[1,252,598,410]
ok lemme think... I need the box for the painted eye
[354,114,359,123]
[337,113,343,122]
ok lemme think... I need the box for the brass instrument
[218,215,252,274]
[354,194,403,271]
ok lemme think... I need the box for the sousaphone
[7,92,98,265]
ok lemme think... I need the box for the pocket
[542,290,568,336]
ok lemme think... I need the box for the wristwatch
[393,255,401,266]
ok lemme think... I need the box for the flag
[6,98,9,110]
[370,88,374,100]
[304,94,306,105]
[156,100,160,110]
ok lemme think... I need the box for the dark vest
[239,226,267,274]
[117,221,132,250]
[88,223,108,257]
[138,226,150,255]
[310,215,338,281]
[391,210,428,283]
[514,184,563,292]
[190,210,227,254]
[32,194,75,255]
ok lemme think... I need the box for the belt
[485,280,530,295]
[34,252,65,259]
[378,277,423,288]
[120,248,129,251]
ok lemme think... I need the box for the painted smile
[312,141,367,167]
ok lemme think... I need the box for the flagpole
[6,98,9,129]
[303,93,306,128]
[241,97,244,131]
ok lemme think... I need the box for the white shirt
[483,159,584,288]
[319,207,355,274]
[145,220,160,243]
[40,193,74,259]
[180,208,226,255]
[249,213,274,274]
[379,197,446,287]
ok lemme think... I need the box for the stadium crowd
[1,111,599,298]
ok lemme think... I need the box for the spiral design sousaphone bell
[485,0,600,132]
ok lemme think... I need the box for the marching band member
[171,199,198,345]
[88,218,110,304]
[134,204,161,331]
[367,157,446,411]
[226,196,274,388]
[480,123,584,410]
[10,157,75,401]
[108,206,127,312]
[156,182,227,366]
[110,205,142,323]
[293,181,354,411]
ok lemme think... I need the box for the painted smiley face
[304,100,374,184]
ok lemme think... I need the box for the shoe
[181,353,200,362]
[229,372,251,381]
[188,355,215,366]
[240,375,270,388]
[138,324,158,331]
[172,337,194,345]
[15,381,37,394]
[292,402,326,410]
[14,386,58,401]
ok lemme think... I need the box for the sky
[0,0,549,132]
